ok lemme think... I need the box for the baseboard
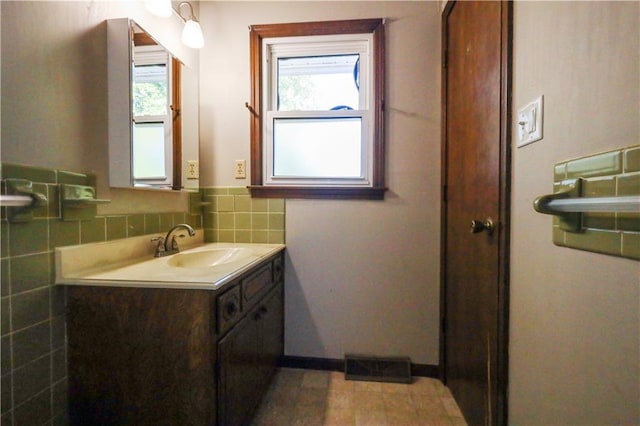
[279,355,344,372]
[410,363,439,378]
[279,355,440,378]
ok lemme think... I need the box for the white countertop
[55,232,285,290]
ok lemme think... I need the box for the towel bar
[2,179,48,223]
[534,178,640,232]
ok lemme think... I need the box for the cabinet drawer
[242,263,272,309]
[218,285,241,335]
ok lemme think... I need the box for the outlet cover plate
[186,161,199,179]
[235,160,246,179]
[517,95,543,147]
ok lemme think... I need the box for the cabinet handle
[225,301,238,318]
[253,305,268,321]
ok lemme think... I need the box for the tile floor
[251,368,468,426]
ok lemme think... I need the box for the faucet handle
[150,236,166,257]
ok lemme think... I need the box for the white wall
[199,1,442,365]
[1,1,199,214]
[510,1,640,423]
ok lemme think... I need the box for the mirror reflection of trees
[133,64,168,116]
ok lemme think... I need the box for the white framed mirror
[107,18,199,191]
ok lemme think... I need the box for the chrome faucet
[152,223,196,257]
[164,223,196,255]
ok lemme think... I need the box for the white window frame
[132,45,173,186]
[262,35,374,187]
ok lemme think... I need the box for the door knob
[470,218,495,235]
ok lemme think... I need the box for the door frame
[439,1,513,424]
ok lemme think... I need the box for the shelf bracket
[61,184,110,221]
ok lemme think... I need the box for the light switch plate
[517,95,543,147]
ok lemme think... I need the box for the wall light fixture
[175,2,204,49]
[145,0,204,49]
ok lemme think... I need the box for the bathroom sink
[167,247,257,268]
[56,240,285,289]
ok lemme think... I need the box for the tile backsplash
[551,145,640,260]
[201,187,286,244]
[0,163,202,425]
[1,167,288,425]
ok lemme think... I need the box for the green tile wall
[0,163,203,425]
[551,145,640,260]
[201,187,286,244]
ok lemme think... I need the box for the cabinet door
[68,287,215,425]
[258,283,284,389]
[218,308,261,426]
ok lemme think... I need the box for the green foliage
[133,82,167,116]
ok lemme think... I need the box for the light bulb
[145,0,173,18]
[182,19,204,49]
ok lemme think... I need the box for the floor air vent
[344,354,412,384]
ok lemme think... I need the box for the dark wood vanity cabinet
[67,251,284,426]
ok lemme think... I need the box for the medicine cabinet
[107,18,199,191]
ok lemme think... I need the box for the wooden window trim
[248,19,386,200]
[171,57,183,190]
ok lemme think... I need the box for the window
[132,44,174,187]
[248,19,386,199]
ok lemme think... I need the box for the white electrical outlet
[235,160,246,179]
[186,161,199,179]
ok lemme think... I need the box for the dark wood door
[218,311,261,426]
[258,283,284,387]
[217,285,283,426]
[67,287,215,425]
[441,1,511,425]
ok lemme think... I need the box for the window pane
[133,122,166,179]
[273,117,362,178]
[133,64,168,116]
[278,55,359,111]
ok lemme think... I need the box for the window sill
[248,186,387,200]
